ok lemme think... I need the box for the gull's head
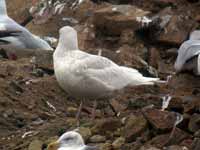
[57,26,78,51]
[47,131,85,150]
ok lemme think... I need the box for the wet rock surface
[0,0,200,150]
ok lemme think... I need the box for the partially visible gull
[174,30,200,75]
[53,26,160,123]
[30,0,84,24]
[0,0,52,50]
[0,30,21,44]
[190,30,200,40]
[47,131,97,150]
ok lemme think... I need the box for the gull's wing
[71,51,118,70]
[0,30,21,37]
[0,30,22,45]
[72,52,158,90]
[175,40,200,72]
[0,39,11,44]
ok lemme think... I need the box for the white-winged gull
[174,30,200,75]
[47,131,97,150]
[54,26,160,123]
[0,30,21,44]
[0,0,53,50]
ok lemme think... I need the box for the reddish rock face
[148,128,190,148]
[142,108,177,131]
[123,114,148,142]
[157,15,195,46]
[93,5,150,35]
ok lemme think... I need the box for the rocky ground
[1,0,200,150]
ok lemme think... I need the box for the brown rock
[93,5,150,35]
[99,142,112,150]
[165,145,189,150]
[89,135,106,143]
[148,128,190,148]
[92,118,122,134]
[157,15,195,46]
[142,108,176,131]
[109,99,126,113]
[192,138,200,150]
[124,114,148,142]
[188,114,200,133]
[149,48,160,69]
[152,0,176,5]
[112,137,125,149]
[180,139,193,149]
[139,145,161,150]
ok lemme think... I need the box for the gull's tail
[0,0,8,16]
[120,66,162,86]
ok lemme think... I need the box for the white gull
[47,131,97,150]
[53,26,160,122]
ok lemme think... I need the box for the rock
[187,0,199,3]
[67,107,78,117]
[194,130,200,137]
[123,114,148,142]
[148,128,190,148]
[99,142,112,150]
[139,145,161,150]
[188,114,200,133]
[77,26,96,50]
[0,49,53,70]
[76,127,92,142]
[31,117,44,126]
[149,48,160,69]
[180,139,193,149]
[122,140,143,150]
[142,108,176,131]
[112,137,125,149]
[9,81,24,94]
[28,139,43,150]
[128,95,163,109]
[93,5,150,36]
[119,29,134,45]
[109,99,126,113]
[191,138,200,150]
[165,145,189,150]
[91,118,122,134]
[89,135,106,143]
[156,14,195,46]
[152,0,176,5]
[65,118,77,127]
[145,7,196,46]
[168,97,184,112]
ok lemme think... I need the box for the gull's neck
[55,33,79,57]
[0,0,8,16]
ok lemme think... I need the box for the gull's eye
[64,137,73,142]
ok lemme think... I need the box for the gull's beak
[47,141,59,150]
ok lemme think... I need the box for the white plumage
[174,40,200,73]
[47,131,97,150]
[0,0,52,50]
[54,26,160,99]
